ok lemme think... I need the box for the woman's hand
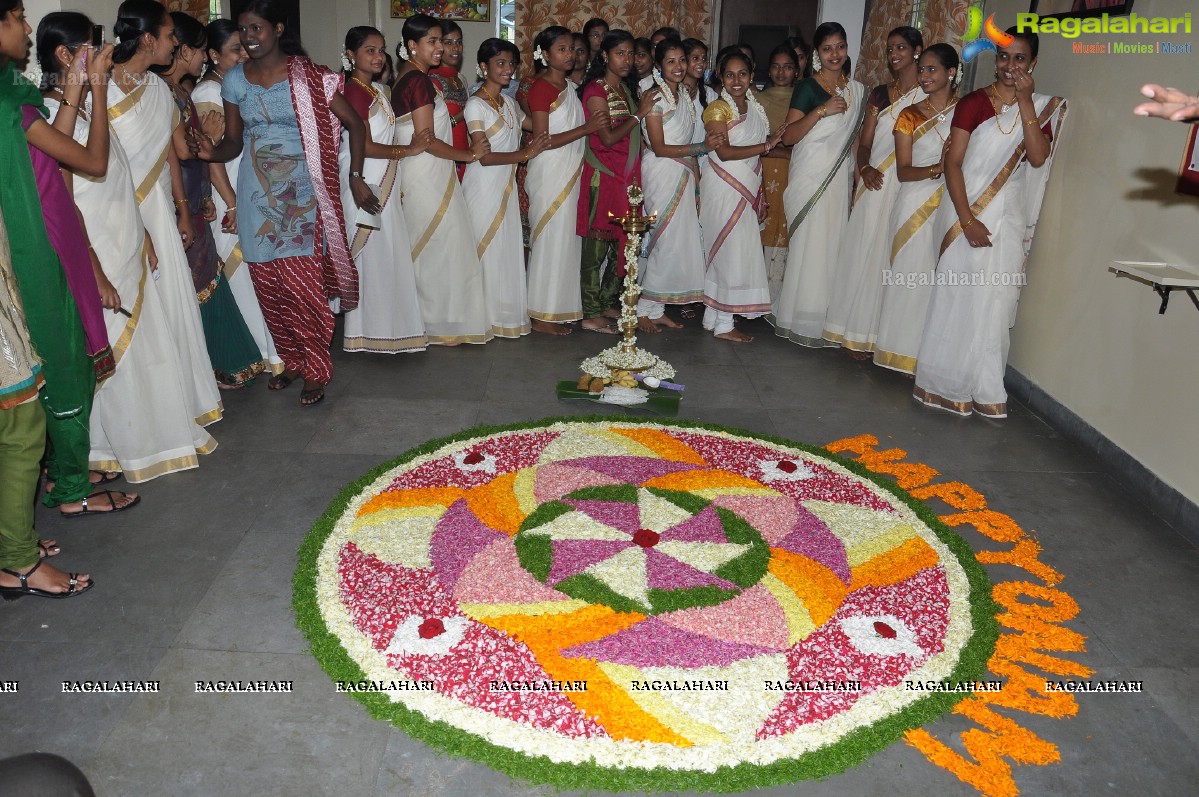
[201,196,217,222]
[704,128,726,152]
[1135,83,1199,122]
[200,110,224,144]
[936,135,952,176]
[860,164,884,191]
[523,131,551,160]
[145,231,158,274]
[87,44,114,88]
[469,136,491,162]
[821,96,848,117]
[177,212,195,251]
[586,107,610,132]
[349,175,380,214]
[1012,65,1035,103]
[220,207,237,234]
[410,128,435,154]
[636,88,660,118]
[89,248,121,310]
[962,216,991,248]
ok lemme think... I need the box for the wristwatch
[349,171,363,179]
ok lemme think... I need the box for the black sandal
[60,488,141,518]
[0,559,93,601]
[268,373,295,391]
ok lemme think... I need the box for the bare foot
[715,329,754,343]
[0,560,92,595]
[532,319,573,336]
[59,488,140,517]
[602,307,622,319]
[580,318,618,334]
[38,539,60,558]
[636,316,662,334]
[652,315,684,329]
[847,350,872,361]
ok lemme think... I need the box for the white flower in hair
[720,87,740,120]
[397,43,410,61]
[476,64,486,79]
[651,67,675,111]
[533,45,545,66]
[811,54,822,73]
[341,53,353,72]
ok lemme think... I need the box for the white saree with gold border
[771,79,866,347]
[873,103,956,375]
[526,84,585,323]
[395,82,491,345]
[914,92,1067,417]
[50,97,216,482]
[108,74,222,425]
[823,85,924,350]
[463,92,530,338]
[340,81,427,353]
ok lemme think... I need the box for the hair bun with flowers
[397,43,410,61]
[341,53,353,72]
[476,64,486,79]
[533,45,546,66]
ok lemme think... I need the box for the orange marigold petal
[465,471,525,536]
[643,469,764,492]
[848,537,940,591]
[766,549,848,627]
[358,486,465,516]
[608,427,708,466]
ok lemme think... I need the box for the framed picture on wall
[1029,1,1134,20]
[1175,124,1199,198]
[391,0,490,22]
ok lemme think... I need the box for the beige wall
[1007,0,1199,504]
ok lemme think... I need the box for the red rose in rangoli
[417,618,445,639]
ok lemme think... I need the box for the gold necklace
[987,85,1019,135]
[481,84,514,129]
[888,78,916,119]
[819,73,849,106]
[924,97,950,141]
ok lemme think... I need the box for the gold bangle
[818,106,827,117]
[961,216,976,230]
[1024,117,1039,126]
[174,198,188,208]
[929,166,939,179]
[60,96,76,109]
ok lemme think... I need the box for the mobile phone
[91,25,105,47]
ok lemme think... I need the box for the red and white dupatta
[288,56,359,311]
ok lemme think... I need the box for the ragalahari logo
[962,7,1014,62]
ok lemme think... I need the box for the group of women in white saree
[771,24,1066,419]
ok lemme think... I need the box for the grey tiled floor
[2,317,1197,796]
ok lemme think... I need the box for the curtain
[855,0,969,90]
[167,0,212,22]
[516,0,714,71]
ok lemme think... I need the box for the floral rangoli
[296,419,997,791]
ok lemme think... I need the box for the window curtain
[854,0,969,90]
[169,0,213,22]
[516,0,714,72]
